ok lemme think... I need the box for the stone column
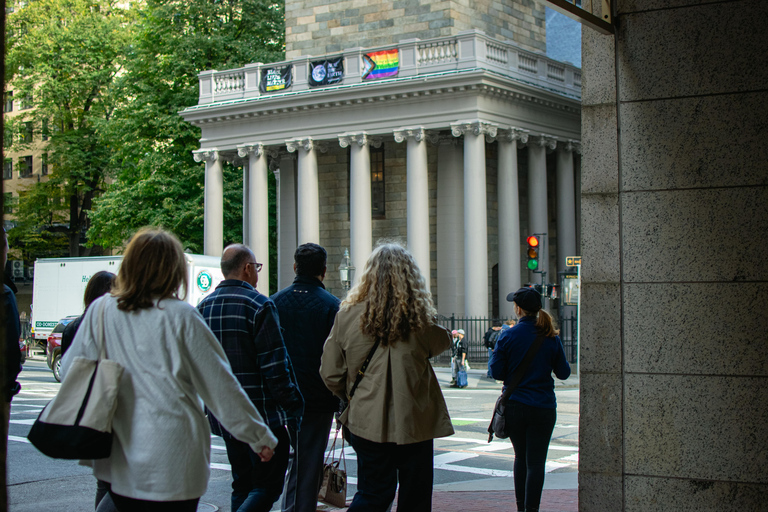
[527,135,557,282]
[238,143,269,295]
[339,132,378,285]
[394,127,435,288]
[277,154,297,290]
[556,140,580,276]
[242,162,250,247]
[451,120,498,318]
[436,137,465,316]
[286,137,321,245]
[194,149,223,256]
[497,128,528,317]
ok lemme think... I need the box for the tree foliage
[5,0,132,257]
[87,0,285,256]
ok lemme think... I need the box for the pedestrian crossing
[11,361,579,486]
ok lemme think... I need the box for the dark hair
[221,244,254,278]
[113,227,188,311]
[294,243,327,277]
[83,271,116,311]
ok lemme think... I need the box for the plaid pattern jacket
[197,280,304,434]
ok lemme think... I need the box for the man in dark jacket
[271,243,340,512]
[2,228,22,482]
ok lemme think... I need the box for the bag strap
[96,298,108,361]
[500,331,547,401]
[324,423,346,471]
[347,338,380,401]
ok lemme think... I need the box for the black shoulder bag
[487,332,546,442]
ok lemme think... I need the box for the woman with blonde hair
[489,287,571,512]
[62,227,277,512]
[320,243,454,512]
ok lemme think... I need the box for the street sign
[566,256,581,266]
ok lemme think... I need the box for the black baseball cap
[506,287,542,312]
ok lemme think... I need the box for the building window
[20,156,33,178]
[41,153,48,176]
[3,126,12,148]
[3,160,12,180]
[371,146,385,218]
[3,92,12,113]
[42,119,49,141]
[22,122,34,143]
[21,93,33,110]
[3,193,13,214]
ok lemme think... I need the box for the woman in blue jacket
[489,287,571,512]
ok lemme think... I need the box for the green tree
[5,0,132,257]
[87,0,284,282]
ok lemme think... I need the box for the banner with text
[260,66,292,93]
[308,58,344,87]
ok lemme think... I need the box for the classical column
[286,137,321,245]
[451,120,497,318]
[436,136,465,316]
[277,153,297,290]
[556,140,581,276]
[238,143,269,295]
[527,135,557,282]
[394,127,435,289]
[243,162,250,247]
[339,132,380,284]
[497,128,529,317]
[194,149,223,256]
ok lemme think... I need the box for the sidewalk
[320,367,580,512]
[323,489,578,512]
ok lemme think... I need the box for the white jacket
[61,295,277,501]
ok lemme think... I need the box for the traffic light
[526,235,540,271]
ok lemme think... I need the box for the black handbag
[28,300,124,459]
[487,332,545,442]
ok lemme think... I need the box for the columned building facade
[182,31,581,316]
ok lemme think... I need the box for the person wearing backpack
[483,323,502,379]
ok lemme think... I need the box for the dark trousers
[505,401,557,512]
[107,491,199,512]
[225,425,291,512]
[281,411,334,512]
[347,432,433,512]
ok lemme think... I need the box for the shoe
[449,379,456,385]
[449,384,459,388]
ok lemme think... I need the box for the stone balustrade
[197,29,581,105]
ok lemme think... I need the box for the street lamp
[339,248,355,293]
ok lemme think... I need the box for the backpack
[484,329,500,350]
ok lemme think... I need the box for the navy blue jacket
[489,316,571,409]
[3,285,21,402]
[271,275,340,414]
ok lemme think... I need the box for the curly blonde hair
[342,243,436,346]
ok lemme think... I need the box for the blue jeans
[505,401,557,512]
[487,348,493,377]
[281,411,334,512]
[225,425,290,512]
[347,433,433,512]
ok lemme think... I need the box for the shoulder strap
[500,331,546,401]
[347,338,380,400]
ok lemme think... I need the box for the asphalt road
[8,356,578,511]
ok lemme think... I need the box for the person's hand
[257,446,274,462]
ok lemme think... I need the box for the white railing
[197,30,581,105]
[416,40,458,66]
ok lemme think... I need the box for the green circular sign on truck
[197,270,212,293]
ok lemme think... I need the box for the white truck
[30,254,225,343]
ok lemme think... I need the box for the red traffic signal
[526,235,539,247]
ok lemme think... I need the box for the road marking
[10,419,36,425]
[434,452,478,464]
[8,436,30,444]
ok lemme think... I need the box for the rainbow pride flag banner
[363,49,399,80]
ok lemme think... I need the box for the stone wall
[579,0,768,509]
[285,0,547,59]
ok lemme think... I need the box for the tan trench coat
[320,302,455,445]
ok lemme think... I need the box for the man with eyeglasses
[198,243,304,512]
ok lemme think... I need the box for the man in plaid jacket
[198,244,304,512]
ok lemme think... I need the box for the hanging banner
[260,66,292,93]
[363,49,399,80]
[308,58,344,87]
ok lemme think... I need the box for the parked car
[46,316,79,382]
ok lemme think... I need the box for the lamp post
[339,248,355,294]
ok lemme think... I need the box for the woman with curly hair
[320,243,454,512]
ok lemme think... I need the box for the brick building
[181,0,581,320]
